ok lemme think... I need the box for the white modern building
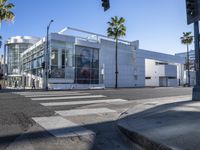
[175,50,196,86]
[6,28,185,89]
[21,31,140,89]
[175,50,195,68]
[137,49,184,87]
[4,36,40,87]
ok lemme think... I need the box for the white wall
[137,49,185,87]
[145,59,159,86]
[184,70,196,86]
[20,33,185,89]
[100,39,141,87]
[145,59,178,87]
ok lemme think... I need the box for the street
[0,87,192,150]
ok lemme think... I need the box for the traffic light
[42,62,45,69]
[186,0,200,24]
[102,0,110,11]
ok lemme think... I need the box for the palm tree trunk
[115,39,118,88]
[187,44,190,87]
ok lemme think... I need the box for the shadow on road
[0,119,130,150]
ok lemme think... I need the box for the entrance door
[159,77,168,87]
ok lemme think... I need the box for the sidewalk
[117,95,200,150]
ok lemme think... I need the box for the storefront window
[62,49,65,68]
[51,48,63,78]
[75,46,99,84]
[51,49,58,66]
[51,66,65,78]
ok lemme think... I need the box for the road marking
[41,99,127,106]
[56,108,117,116]
[31,95,106,101]
[32,116,95,137]
[25,93,90,97]
[13,91,82,96]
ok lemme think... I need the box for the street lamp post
[45,19,54,91]
[3,44,7,89]
[192,21,200,100]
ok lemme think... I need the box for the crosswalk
[40,98,127,106]
[13,91,128,139]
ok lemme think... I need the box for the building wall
[137,49,185,87]
[19,33,185,89]
[6,36,40,75]
[21,33,141,89]
[175,50,195,70]
[100,39,139,87]
[145,59,178,87]
[175,50,196,86]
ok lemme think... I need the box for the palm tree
[107,16,126,88]
[0,0,15,25]
[180,32,193,87]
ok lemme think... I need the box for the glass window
[62,49,65,68]
[51,67,65,78]
[51,49,58,66]
[75,46,99,84]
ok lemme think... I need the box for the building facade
[137,49,184,87]
[5,36,40,87]
[21,33,139,89]
[175,50,196,86]
[5,29,185,89]
[175,50,195,70]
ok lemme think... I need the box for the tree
[180,32,193,87]
[0,0,15,25]
[107,16,126,88]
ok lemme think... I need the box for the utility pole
[192,21,200,100]
[45,20,54,91]
[3,44,7,89]
[185,0,200,100]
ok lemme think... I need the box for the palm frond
[180,32,193,45]
[5,11,14,20]
[5,3,14,9]
[107,16,126,39]
[0,0,15,23]
[0,0,7,5]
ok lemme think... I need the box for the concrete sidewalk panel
[117,96,200,150]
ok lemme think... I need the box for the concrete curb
[116,123,144,150]
[117,124,173,150]
[116,95,193,150]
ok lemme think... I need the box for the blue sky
[1,0,194,54]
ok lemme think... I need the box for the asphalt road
[0,87,192,150]
[88,87,192,100]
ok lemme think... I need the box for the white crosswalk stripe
[25,93,90,97]
[13,91,83,96]
[40,99,127,106]
[13,91,129,139]
[32,116,95,138]
[56,108,117,117]
[31,95,106,101]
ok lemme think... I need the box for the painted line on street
[13,91,82,95]
[56,108,117,116]
[32,116,95,138]
[31,95,106,101]
[40,99,127,106]
[25,93,91,97]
